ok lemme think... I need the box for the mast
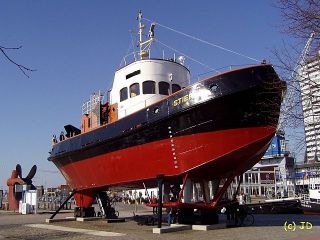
[138,11,144,56]
[137,10,155,60]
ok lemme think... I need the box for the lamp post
[248,175,252,203]
[273,167,276,198]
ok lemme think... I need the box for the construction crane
[278,32,315,131]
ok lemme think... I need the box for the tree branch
[0,45,36,78]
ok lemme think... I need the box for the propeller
[16,164,22,178]
[15,164,37,189]
[25,165,37,181]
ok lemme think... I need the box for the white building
[298,53,320,162]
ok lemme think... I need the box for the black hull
[302,202,320,214]
[249,200,303,214]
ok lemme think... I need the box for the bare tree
[274,0,320,161]
[277,0,320,45]
[0,45,35,78]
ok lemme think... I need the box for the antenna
[137,10,155,60]
[149,23,155,38]
[138,10,144,56]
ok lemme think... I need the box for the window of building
[172,84,181,93]
[159,81,170,95]
[120,87,128,102]
[130,83,140,98]
[143,81,156,94]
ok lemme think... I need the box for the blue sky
[0,1,297,189]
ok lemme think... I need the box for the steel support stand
[211,174,236,207]
[233,175,243,201]
[178,173,189,202]
[49,190,75,219]
[157,175,164,228]
[142,182,152,203]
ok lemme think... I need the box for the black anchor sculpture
[15,164,37,189]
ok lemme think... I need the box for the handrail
[119,51,140,67]
[193,63,255,82]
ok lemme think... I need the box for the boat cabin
[110,58,190,119]
[79,11,190,134]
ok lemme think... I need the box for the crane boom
[278,32,315,130]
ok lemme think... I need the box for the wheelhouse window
[130,83,140,98]
[143,81,156,94]
[126,70,141,80]
[172,84,181,93]
[159,81,170,95]
[120,87,128,102]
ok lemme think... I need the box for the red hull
[59,126,276,191]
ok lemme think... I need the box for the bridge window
[126,70,141,80]
[143,81,156,94]
[120,87,128,102]
[130,83,140,98]
[159,81,170,95]
[172,84,181,93]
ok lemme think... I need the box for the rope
[155,38,220,73]
[143,17,261,63]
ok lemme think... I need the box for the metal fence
[37,194,74,211]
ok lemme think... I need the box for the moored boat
[301,189,320,214]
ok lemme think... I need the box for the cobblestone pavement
[0,204,319,240]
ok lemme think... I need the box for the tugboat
[48,11,286,220]
[301,188,320,214]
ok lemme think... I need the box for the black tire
[243,214,254,226]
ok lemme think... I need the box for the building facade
[228,132,295,200]
[298,54,320,162]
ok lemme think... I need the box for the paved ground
[0,203,319,240]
